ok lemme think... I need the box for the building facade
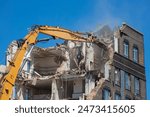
[5,23,146,100]
[93,23,146,100]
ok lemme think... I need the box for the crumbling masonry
[4,23,146,100]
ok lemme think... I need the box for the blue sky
[0,0,149,99]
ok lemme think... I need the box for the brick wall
[118,24,144,66]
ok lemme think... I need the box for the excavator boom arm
[0,25,96,100]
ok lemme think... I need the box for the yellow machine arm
[0,25,106,100]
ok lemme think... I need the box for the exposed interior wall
[5,28,114,100]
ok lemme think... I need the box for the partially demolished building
[6,23,146,100]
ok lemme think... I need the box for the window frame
[133,45,139,63]
[123,39,129,58]
[125,72,131,90]
[134,76,140,96]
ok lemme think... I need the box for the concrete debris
[5,25,115,100]
[86,78,105,100]
[0,65,6,73]
[16,86,24,100]
[0,65,6,78]
[31,77,37,86]
[0,23,145,100]
[51,79,59,100]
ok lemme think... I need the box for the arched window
[133,45,138,63]
[123,40,129,58]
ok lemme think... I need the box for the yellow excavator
[0,25,106,100]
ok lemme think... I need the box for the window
[123,40,129,58]
[102,88,111,100]
[125,72,130,90]
[115,93,121,100]
[134,77,140,95]
[133,46,138,63]
[114,68,121,86]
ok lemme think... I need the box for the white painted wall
[85,43,94,71]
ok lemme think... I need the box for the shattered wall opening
[7,33,111,100]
